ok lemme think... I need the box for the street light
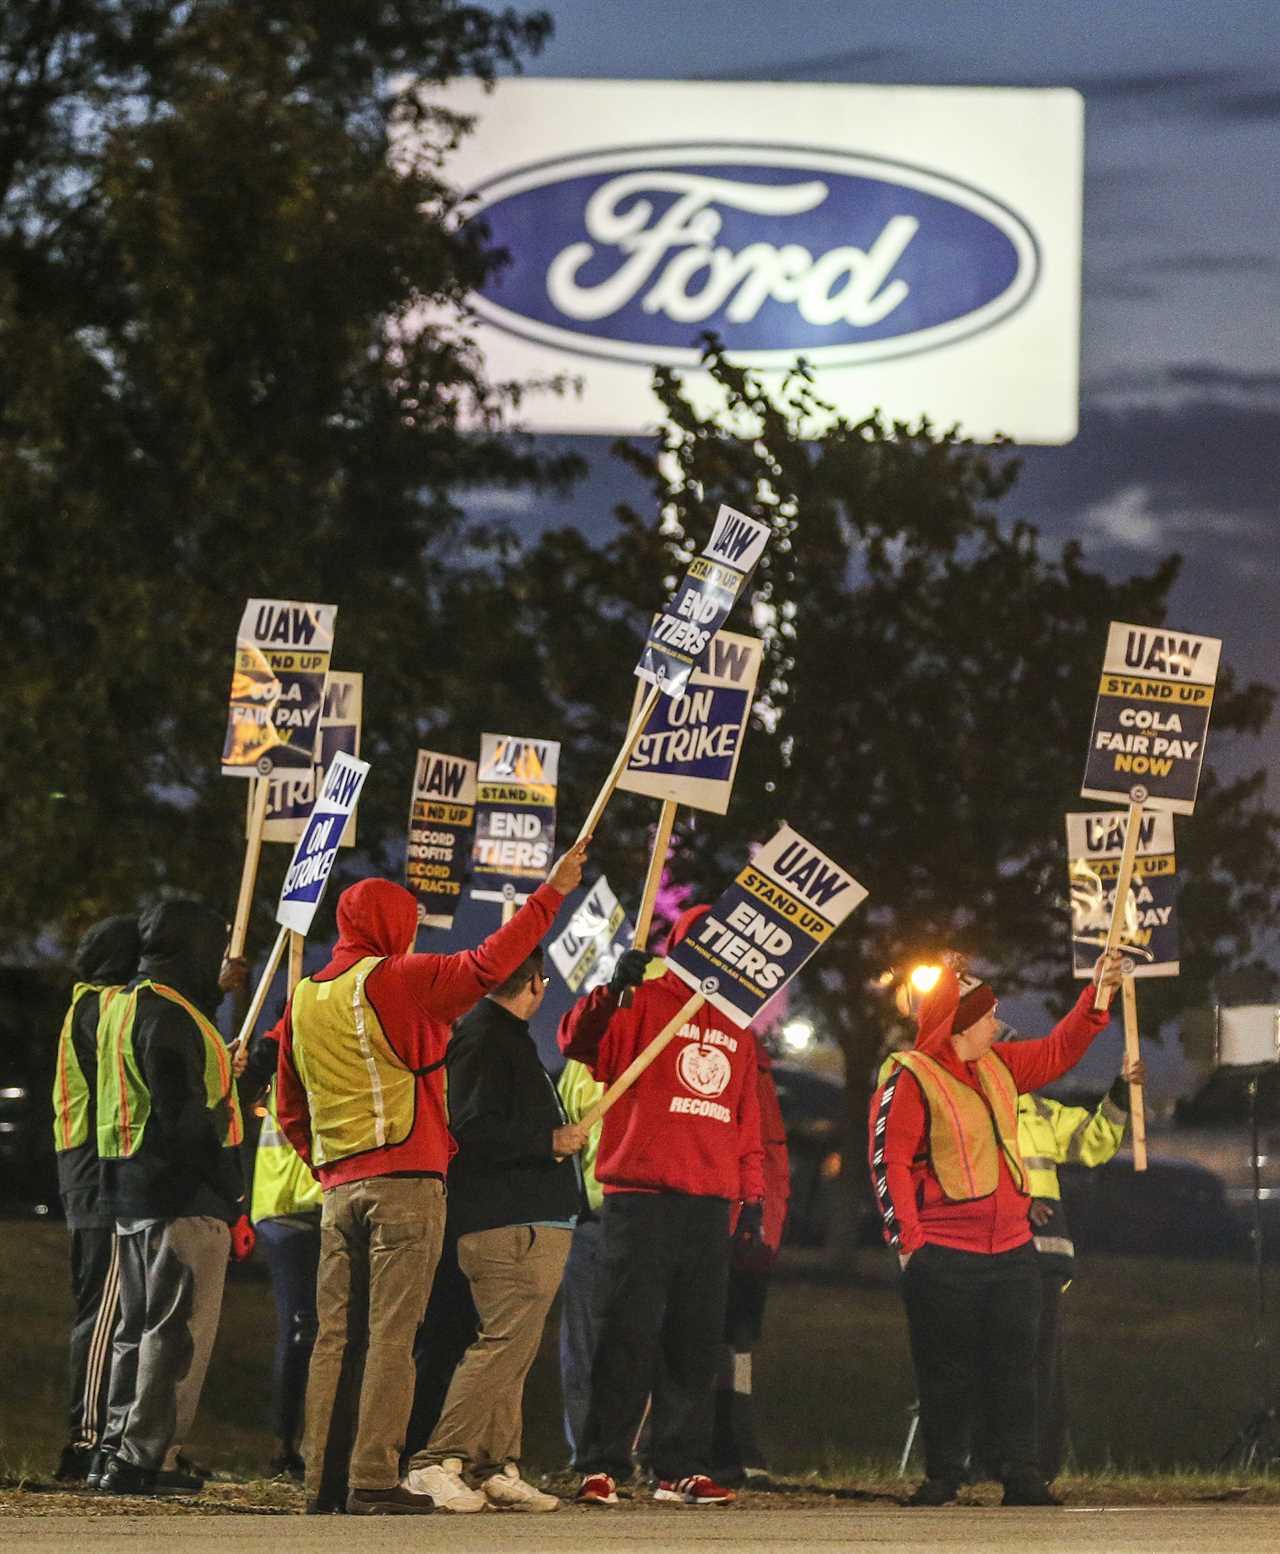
[781,1018,814,1053]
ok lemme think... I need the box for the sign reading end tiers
[393,80,1083,443]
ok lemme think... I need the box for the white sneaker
[403,1458,487,1513]
[483,1462,560,1512]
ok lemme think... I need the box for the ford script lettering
[462,144,1039,367]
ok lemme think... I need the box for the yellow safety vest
[97,981,244,1159]
[251,1085,323,1221]
[291,957,441,1167]
[52,983,119,1152]
[888,1049,1025,1200]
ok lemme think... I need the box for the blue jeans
[256,1216,320,1443]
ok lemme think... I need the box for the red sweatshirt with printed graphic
[556,907,765,1203]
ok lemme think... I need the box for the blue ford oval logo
[461,142,1040,367]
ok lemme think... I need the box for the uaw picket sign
[262,671,363,846]
[277,752,370,935]
[1081,622,1222,815]
[636,509,769,699]
[622,629,762,812]
[666,825,868,1027]
[393,80,1082,442]
[548,876,635,994]
[407,750,477,930]
[222,599,337,778]
[471,733,560,906]
[1066,810,1179,979]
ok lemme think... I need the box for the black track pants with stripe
[66,1228,121,1449]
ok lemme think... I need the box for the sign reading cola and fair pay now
[392,80,1082,443]
[1082,623,1222,815]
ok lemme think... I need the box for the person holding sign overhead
[557,906,764,1509]
[273,841,588,1517]
[868,951,1123,1509]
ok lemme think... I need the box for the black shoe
[98,1459,159,1496]
[347,1486,436,1515]
[85,1450,113,1490]
[1002,1478,1062,1507]
[305,1496,348,1515]
[268,1450,306,1482]
[154,1467,206,1492]
[54,1444,95,1483]
[907,1478,960,1506]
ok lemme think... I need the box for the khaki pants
[304,1177,445,1496]
[421,1224,571,1477]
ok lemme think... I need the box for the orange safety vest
[888,1049,1025,1201]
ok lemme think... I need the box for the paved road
[3,1506,1278,1553]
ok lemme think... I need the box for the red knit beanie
[952,973,997,1034]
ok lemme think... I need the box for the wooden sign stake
[230,778,270,959]
[575,682,663,846]
[581,990,705,1129]
[287,930,305,995]
[620,799,678,1008]
[1093,794,1146,1012]
[1121,972,1148,1172]
[231,924,289,1053]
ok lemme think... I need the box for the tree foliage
[1,2,580,950]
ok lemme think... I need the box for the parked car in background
[0,965,65,1217]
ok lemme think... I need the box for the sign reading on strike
[1066,811,1178,979]
[619,630,762,815]
[277,751,370,935]
[548,876,635,994]
[471,733,560,905]
[407,750,477,929]
[666,825,868,1027]
[1081,622,1221,815]
[222,599,338,778]
[262,671,363,845]
[636,507,770,699]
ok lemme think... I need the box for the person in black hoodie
[406,947,586,1514]
[95,900,254,1495]
[51,915,141,1482]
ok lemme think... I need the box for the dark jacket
[100,901,245,1224]
[58,915,140,1227]
[445,998,584,1238]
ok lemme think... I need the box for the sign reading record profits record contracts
[394,80,1082,442]
[666,826,868,1027]
[278,751,370,935]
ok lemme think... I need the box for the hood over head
[664,903,711,955]
[334,878,419,961]
[914,965,996,1055]
[74,915,141,986]
[137,900,228,1008]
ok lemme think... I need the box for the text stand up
[1120,972,1148,1172]
[1093,790,1146,1013]
[620,799,677,1009]
[581,992,705,1129]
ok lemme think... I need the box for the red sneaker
[576,1473,619,1506]
[654,1474,736,1505]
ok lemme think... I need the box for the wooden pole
[1121,972,1148,1172]
[231,924,289,1053]
[581,990,705,1130]
[287,930,304,995]
[1093,797,1145,1011]
[229,778,270,959]
[574,682,663,846]
[502,897,517,925]
[619,799,678,1009]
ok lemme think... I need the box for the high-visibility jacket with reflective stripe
[1019,1090,1127,1260]
[888,1048,1025,1201]
[251,1084,323,1221]
[52,982,118,1152]
[290,957,422,1167]
[97,981,244,1158]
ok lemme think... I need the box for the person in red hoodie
[557,904,765,1508]
[868,950,1122,1508]
[275,843,586,1516]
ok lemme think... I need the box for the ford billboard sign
[398,81,1082,443]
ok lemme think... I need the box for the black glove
[609,949,650,1000]
[732,1201,772,1274]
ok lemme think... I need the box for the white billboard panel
[396,79,1083,443]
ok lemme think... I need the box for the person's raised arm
[997,951,1122,1095]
